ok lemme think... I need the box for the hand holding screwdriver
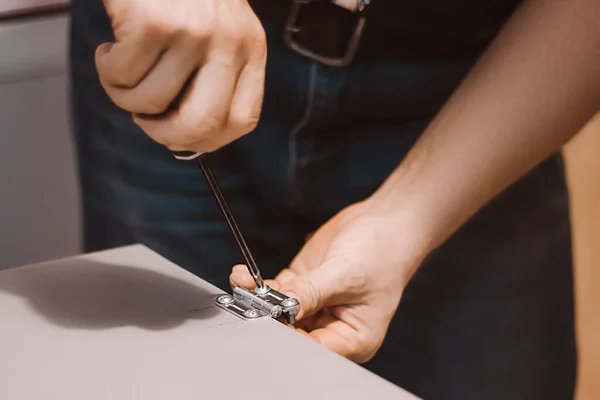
[95,0,267,154]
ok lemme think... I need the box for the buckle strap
[283,0,371,68]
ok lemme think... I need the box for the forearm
[370,0,600,252]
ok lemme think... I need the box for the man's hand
[230,200,430,363]
[97,0,267,153]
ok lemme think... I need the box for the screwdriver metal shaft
[193,155,266,292]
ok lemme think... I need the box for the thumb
[278,260,356,321]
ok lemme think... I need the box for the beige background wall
[564,114,600,400]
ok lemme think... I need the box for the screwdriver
[172,150,267,292]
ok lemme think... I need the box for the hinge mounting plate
[215,286,300,324]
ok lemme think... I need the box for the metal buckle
[283,0,368,68]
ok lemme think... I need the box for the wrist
[358,187,437,273]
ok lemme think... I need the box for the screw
[243,309,260,319]
[270,305,283,318]
[253,285,271,295]
[281,297,299,307]
[217,294,234,305]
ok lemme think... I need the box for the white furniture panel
[0,244,420,400]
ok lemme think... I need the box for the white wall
[0,12,81,269]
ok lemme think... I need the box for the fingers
[302,310,377,363]
[133,51,244,151]
[231,256,367,322]
[95,32,167,89]
[229,264,256,289]
[98,0,267,153]
[229,265,299,290]
[227,265,379,363]
[309,325,374,364]
[227,24,267,136]
[99,36,208,115]
[226,61,265,139]
[229,264,280,291]
[278,259,364,320]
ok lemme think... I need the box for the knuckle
[138,99,169,115]
[187,24,212,44]
[140,12,181,41]
[187,17,215,43]
[180,111,225,140]
[140,14,170,38]
[141,12,214,49]
[248,26,267,58]
[215,52,240,70]
[254,25,267,46]
[348,332,376,363]
[111,93,167,115]
[228,111,260,135]
[96,56,133,88]
[219,22,244,47]
[355,331,370,350]
[346,341,364,361]
[197,115,226,135]
[109,73,135,88]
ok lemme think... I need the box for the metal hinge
[215,286,300,324]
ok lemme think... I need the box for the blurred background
[0,2,597,398]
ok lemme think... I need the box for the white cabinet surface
[0,12,81,269]
[0,244,420,400]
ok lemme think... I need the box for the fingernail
[284,291,298,300]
